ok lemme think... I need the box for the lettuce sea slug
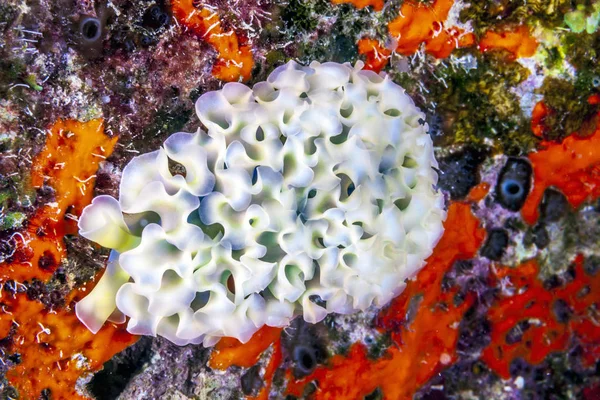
[75,61,446,346]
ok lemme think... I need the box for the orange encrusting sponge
[0,119,137,399]
[170,0,254,82]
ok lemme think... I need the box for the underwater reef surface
[0,0,599,399]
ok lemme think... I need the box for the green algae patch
[540,76,598,140]
[281,0,330,32]
[0,211,26,230]
[23,73,43,92]
[565,3,600,33]
[460,0,572,34]
[565,6,588,33]
[419,51,536,155]
[537,27,600,141]
[139,106,193,145]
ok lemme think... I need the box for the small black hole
[150,6,162,18]
[144,5,170,29]
[158,13,168,25]
[301,353,314,369]
[81,18,101,41]
[293,346,317,375]
[308,189,317,199]
[83,22,98,38]
[140,35,156,47]
[501,179,523,198]
[495,158,532,212]
[506,182,520,195]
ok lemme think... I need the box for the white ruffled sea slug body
[76,61,446,346]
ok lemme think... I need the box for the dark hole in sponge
[504,180,522,196]
[201,222,224,240]
[329,127,349,144]
[80,17,101,41]
[38,251,57,271]
[308,294,326,307]
[293,345,317,375]
[241,365,263,396]
[505,320,530,345]
[553,298,572,323]
[143,5,169,30]
[437,146,488,200]
[301,352,314,369]
[584,255,600,276]
[394,196,411,211]
[531,223,550,249]
[480,228,509,261]
[495,157,532,212]
[539,187,569,222]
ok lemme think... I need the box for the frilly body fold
[76,60,446,346]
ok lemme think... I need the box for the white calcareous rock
[76,60,446,346]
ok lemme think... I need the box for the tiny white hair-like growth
[76,61,446,346]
